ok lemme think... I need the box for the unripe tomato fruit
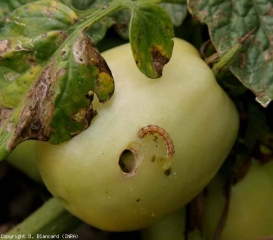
[203,159,273,240]
[36,38,239,231]
[141,209,186,240]
[6,140,42,182]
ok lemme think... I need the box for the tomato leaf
[0,0,177,160]
[69,0,95,10]
[0,0,114,160]
[188,0,273,107]
[160,2,187,27]
[86,17,116,44]
[113,8,131,39]
[0,0,36,23]
[128,1,174,78]
[60,0,117,45]
[115,3,186,40]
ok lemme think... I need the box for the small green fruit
[203,159,273,239]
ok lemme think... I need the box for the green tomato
[36,38,239,231]
[203,159,273,239]
[141,208,186,240]
[6,140,42,182]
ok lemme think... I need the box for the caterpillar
[138,125,175,159]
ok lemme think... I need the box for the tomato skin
[203,159,273,240]
[6,140,42,182]
[141,209,186,240]
[36,38,239,231]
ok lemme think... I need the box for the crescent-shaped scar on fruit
[138,125,175,159]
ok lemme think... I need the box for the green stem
[212,43,242,76]
[71,0,187,32]
[151,0,187,3]
[166,0,186,3]
[71,0,127,32]
[212,28,257,76]
[3,198,82,239]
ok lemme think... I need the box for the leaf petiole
[70,0,127,33]
[212,28,257,76]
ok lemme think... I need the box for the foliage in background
[188,0,273,108]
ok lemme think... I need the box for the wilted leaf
[188,0,273,107]
[0,0,114,160]
[128,1,174,78]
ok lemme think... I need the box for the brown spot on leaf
[5,33,113,151]
[71,108,96,128]
[151,45,170,77]
[55,31,69,47]
[70,107,97,136]
[0,40,10,56]
[0,108,15,130]
[44,6,54,20]
[56,68,66,78]
[85,90,94,101]
[239,53,246,69]
[6,65,67,150]
[73,33,114,102]
[7,122,14,133]
[59,31,68,41]
[73,33,113,72]
[26,55,37,67]
[73,35,92,64]
[85,107,97,126]
[60,49,67,58]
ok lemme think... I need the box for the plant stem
[3,198,82,239]
[73,0,126,32]
[212,28,257,76]
[72,0,187,32]
[151,0,187,3]
[211,43,242,76]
